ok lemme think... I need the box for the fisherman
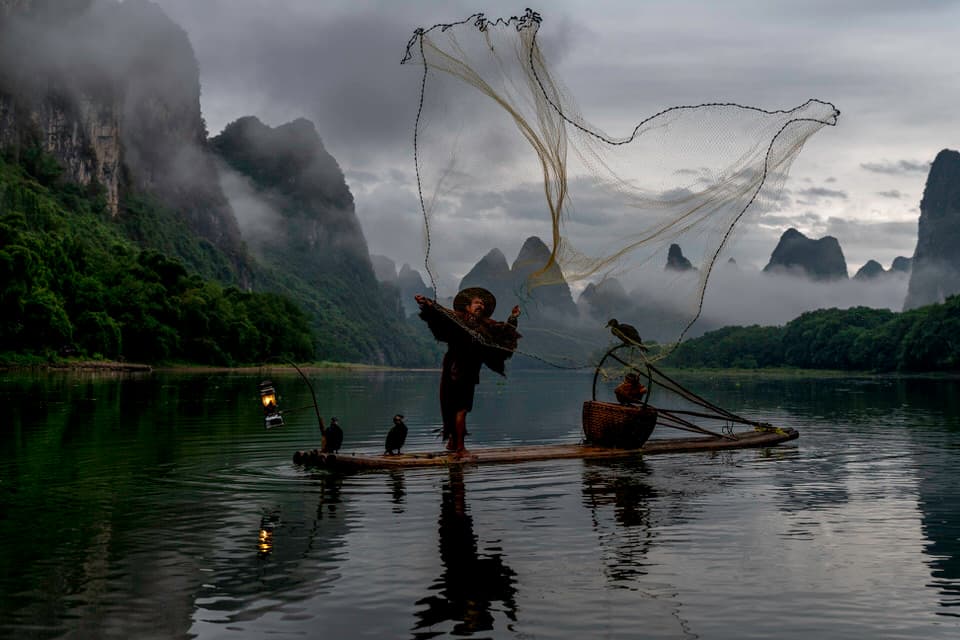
[415,288,521,457]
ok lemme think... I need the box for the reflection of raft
[292,426,798,472]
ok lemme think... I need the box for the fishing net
[402,9,839,376]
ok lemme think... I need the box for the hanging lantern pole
[285,359,325,434]
[258,360,324,432]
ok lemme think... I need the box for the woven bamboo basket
[582,400,658,448]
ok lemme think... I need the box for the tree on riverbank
[0,150,313,365]
[663,296,960,373]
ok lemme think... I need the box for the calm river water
[1,368,959,639]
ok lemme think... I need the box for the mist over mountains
[0,0,435,364]
[1,0,956,367]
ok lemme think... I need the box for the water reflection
[582,460,657,586]
[388,469,407,512]
[187,471,350,635]
[5,371,960,637]
[906,380,960,617]
[923,487,960,617]
[580,460,700,639]
[258,514,279,556]
[413,467,518,638]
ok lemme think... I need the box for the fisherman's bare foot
[449,447,476,461]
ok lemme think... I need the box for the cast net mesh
[402,9,839,375]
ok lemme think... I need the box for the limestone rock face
[0,1,120,213]
[854,259,885,280]
[459,247,514,312]
[510,236,578,318]
[904,149,960,309]
[398,263,434,316]
[0,0,250,284]
[213,116,365,262]
[578,277,630,321]
[0,91,122,214]
[370,254,397,284]
[854,257,912,281]
[763,228,848,281]
[458,237,578,320]
[891,256,912,273]
[114,0,247,280]
[666,243,695,272]
[370,255,435,316]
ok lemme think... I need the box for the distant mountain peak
[904,149,960,309]
[853,259,884,280]
[763,228,848,281]
[666,243,695,272]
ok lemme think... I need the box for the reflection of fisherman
[415,288,521,456]
[413,467,517,634]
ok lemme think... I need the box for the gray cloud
[756,211,825,230]
[147,0,938,301]
[797,187,848,200]
[860,160,932,175]
[877,189,904,199]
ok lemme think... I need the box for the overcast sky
[155,0,958,300]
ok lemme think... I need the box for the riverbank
[0,358,152,372]
[3,358,956,379]
[0,358,434,374]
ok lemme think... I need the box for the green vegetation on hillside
[211,117,440,366]
[663,300,960,372]
[0,149,313,365]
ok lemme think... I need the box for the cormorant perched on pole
[323,417,344,453]
[384,414,408,455]
[606,318,647,350]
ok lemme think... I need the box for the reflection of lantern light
[258,526,274,555]
[259,380,284,428]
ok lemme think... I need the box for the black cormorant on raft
[292,425,798,472]
[385,414,408,455]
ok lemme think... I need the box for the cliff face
[0,0,250,284]
[212,115,432,364]
[853,260,885,280]
[510,236,578,318]
[904,149,960,309]
[763,228,848,281]
[666,243,695,272]
[459,247,514,312]
[891,256,912,273]
[112,0,248,281]
[370,255,435,316]
[853,257,911,281]
[458,237,578,320]
[578,277,629,321]
[397,263,434,316]
[213,116,367,262]
[0,1,121,213]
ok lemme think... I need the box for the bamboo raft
[293,426,798,472]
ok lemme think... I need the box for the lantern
[259,380,284,428]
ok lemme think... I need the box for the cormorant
[323,417,344,453]
[606,318,647,350]
[384,414,408,455]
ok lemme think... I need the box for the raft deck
[294,427,798,472]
